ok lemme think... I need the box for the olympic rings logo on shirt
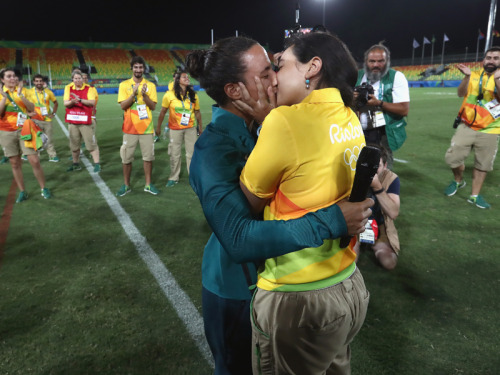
[344,144,365,171]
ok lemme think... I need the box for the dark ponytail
[185,37,258,106]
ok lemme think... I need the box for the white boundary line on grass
[54,115,214,368]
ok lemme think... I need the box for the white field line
[54,115,214,368]
[394,158,409,164]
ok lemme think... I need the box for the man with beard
[116,56,159,196]
[444,47,500,209]
[356,44,410,167]
[29,74,59,162]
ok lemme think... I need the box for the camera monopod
[339,145,381,249]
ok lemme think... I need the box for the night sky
[3,0,497,62]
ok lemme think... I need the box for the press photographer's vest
[458,70,500,134]
[357,69,408,150]
[65,86,93,125]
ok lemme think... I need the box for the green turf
[0,88,499,374]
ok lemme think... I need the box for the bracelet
[379,100,384,109]
[373,187,385,195]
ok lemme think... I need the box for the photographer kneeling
[354,145,400,270]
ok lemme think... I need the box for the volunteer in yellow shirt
[240,32,369,375]
[116,56,159,196]
[156,70,202,187]
[0,68,51,202]
[29,74,59,162]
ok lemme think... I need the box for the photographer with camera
[355,44,410,168]
[444,47,500,209]
[353,144,400,270]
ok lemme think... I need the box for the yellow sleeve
[63,85,71,101]
[148,82,157,103]
[117,82,129,103]
[48,90,57,102]
[86,85,96,100]
[161,91,171,109]
[240,109,296,199]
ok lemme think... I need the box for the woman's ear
[306,56,323,80]
[224,83,241,100]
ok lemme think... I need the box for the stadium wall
[0,40,210,50]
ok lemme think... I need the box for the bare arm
[456,64,472,98]
[367,95,409,116]
[80,98,95,107]
[0,95,7,118]
[195,109,203,134]
[19,93,35,113]
[156,107,168,136]
[51,100,59,117]
[371,174,400,220]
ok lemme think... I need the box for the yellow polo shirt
[0,86,32,131]
[240,88,366,291]
[161,90,200,130]
[29,87,57,122]
[118,78,157,134]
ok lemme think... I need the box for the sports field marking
[54,115,214,368]
[394,158,409,164]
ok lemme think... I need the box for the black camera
[354,83,374,109]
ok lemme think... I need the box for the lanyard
[478,70,497,99]
[4,89,22,112]
[132,84,138,103]
[180,98,192,111]
[35,89,47,105]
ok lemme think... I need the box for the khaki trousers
[33,119,57,158]
[251,267,369,375]
[168,127,197,181]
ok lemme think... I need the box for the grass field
[0,88,499,375]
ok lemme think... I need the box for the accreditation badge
[16,113,28,127]
[483,99,500,119]
[360,219,378,244]
[137,104,149,120]
[373,111,386,127]
[41,106,49,116]
[180,110,191,126]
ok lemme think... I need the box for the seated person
[354,145,400,270]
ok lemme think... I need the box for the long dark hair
[285,32,358,108]
[185,36,258,106]
[174,70,196,104]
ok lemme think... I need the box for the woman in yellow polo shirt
[156,70,202,187]
[0,68,51,202]
[239,32,370,374]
